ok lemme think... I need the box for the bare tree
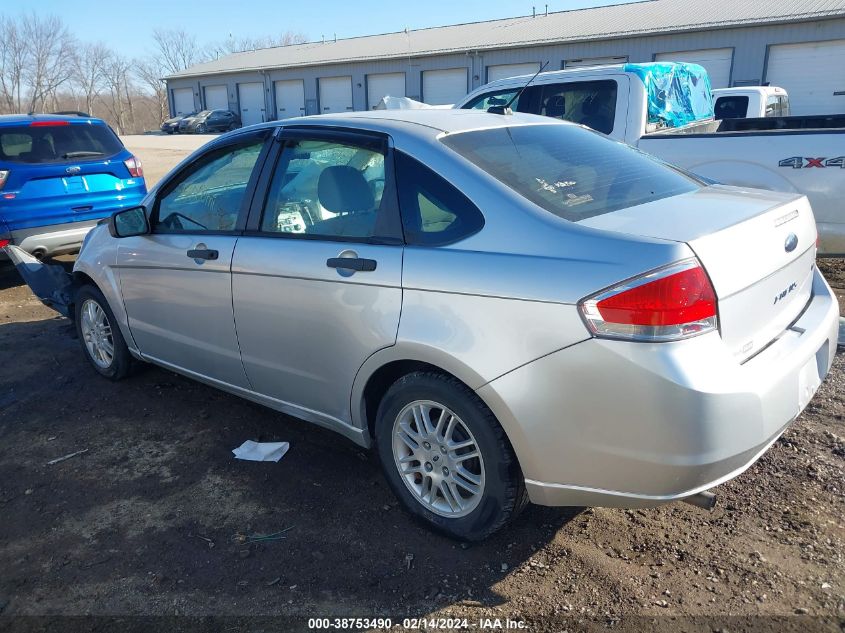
[72,42,110,117]
[21,13,76,113]
[152,28,212,75]
[102,53,132,133]
[213,30,307,56]
[135,58,168,124]
[0,17,27,112]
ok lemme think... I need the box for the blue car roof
[0,114,106,126]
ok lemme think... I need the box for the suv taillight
[124,156,143,178]
[579,259,718,342]
[0,170,8,190]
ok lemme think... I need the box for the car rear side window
[532,80,618,134]
[260,137,393,240]
[0,123,123,163]
[395,151,484,246]
[440,124,699,222]
[714,96,749,120]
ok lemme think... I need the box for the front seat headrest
[317,166,375,213]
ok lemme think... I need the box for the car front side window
[154,139,264,233]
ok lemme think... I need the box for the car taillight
[30,120,69,127]
[124,156,143,178]
[0,170,8,190]
[579,259,718,342]
[0,239,9,249]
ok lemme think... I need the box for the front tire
[375,371,527,541]
[74,285,133,380]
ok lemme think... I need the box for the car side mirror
[109,206,149,238]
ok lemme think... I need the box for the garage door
[766,40,845,115]
[487,63,540,83]
[204,85,228,111]
[367,72,405,109]
[422,68,468,105]
[655,48,733,88]
[171,87,194,116]
[275,79,305,119]
[238,82,266,127]
[319,76,353,114]
[563,56,628,69]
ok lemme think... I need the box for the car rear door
[232,127,404,425]
[116,129,272,387]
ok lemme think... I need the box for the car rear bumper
[0,219,99,260]
[478,266,839,508]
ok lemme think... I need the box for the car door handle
[187,248,218,260]
[326,257,377,272]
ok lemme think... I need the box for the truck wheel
[375,371,528,541]
[74,285,133,380]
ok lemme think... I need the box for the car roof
[270,108,561,135]
[712,86,786,96]
[464,64,627,96]
[0,113,105,127]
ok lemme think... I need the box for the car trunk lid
[578,185,817,362]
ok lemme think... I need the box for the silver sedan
[8,110,838,540]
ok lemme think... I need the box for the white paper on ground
[232,440,290,462]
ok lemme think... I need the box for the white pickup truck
[457,64,845,255]
[712,86,790,120]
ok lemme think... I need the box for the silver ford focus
[8,110,838,540]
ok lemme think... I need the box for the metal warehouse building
[165,0,845,122]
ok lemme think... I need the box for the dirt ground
[0,246,843,631]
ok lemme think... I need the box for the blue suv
[0,114,147,259]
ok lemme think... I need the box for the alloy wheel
[79,299,114,369]
[391,400,485,518]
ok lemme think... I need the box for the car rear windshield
[440,123,700,222]
[0,123,123,164]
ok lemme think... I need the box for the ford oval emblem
[66,166,81,175]
[784,233,798,253]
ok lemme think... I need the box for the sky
[26,0,632,57]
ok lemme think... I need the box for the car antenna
[487,61,549,115]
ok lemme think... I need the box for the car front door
[117,130,271,387]
[232,128,404,426]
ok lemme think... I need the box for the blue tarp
[623,62,714,129]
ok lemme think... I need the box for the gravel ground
[0,255,842,632]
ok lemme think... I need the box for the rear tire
[375,371,528,541]
[74,285,133,380]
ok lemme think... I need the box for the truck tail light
[579,259,718,342]
[124,156,143,178]
[0,170,8,190]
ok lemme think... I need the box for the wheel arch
[351,344,530,459]
[353,345,489,436]
[72,260,139,354]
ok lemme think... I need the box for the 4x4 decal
[779,156,845,169]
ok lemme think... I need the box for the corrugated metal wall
[165,18,845,117]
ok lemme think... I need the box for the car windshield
[440,123,700,221]
[0,123,123,164]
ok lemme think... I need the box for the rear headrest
[317,166,374,213]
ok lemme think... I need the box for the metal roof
[167,0,845,79]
